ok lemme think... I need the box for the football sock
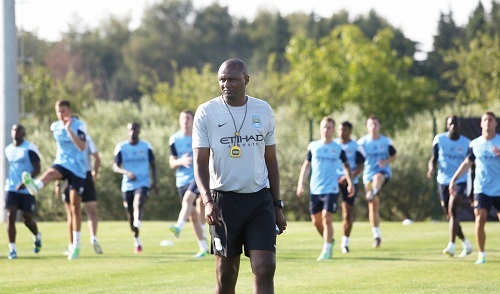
[372,227,381,239]
[9,243,16,251]
[35,179,44,190]
[341,236,349,248]
[175,220,186,230]
[73,231,81,249]
[199,239,209,251]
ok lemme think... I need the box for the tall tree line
[20,0,499,117]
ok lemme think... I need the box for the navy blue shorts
[474,193,500,212]
[52,164,85,196]
[122,187,150,208]
[439,182,467,210]
[366,171,391,183]
[310,193,339,214]
[339,183,358,206]
[64,171,96,203]
[177,181,199,205]
[210,188,276,258]
[5,191,35,213]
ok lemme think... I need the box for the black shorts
[64,171,96,203]
[210,188,276,258]
[177,181,199,205]
[122,187,150,208]
[52,164,85,196]
[5,191,35,213]
[474,193,500,212]
[439,183,467,210]
[310,193,339,214]
[339,183,358,206]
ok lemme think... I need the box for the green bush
[21,99,500,222]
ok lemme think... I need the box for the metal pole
[0,0,19,223]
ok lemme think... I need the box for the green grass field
[1,220,499,293]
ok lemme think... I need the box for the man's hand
[204,201,222,227]
[126,171,136,181]
[275,207,287,235]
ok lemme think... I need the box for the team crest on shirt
[252,115,262,128]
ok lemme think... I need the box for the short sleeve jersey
[169,130,194,188]
[432,132,470,185]
[4,140,41,194]
[51,118,87,179]
[192,96,276,194]
[357,134,395,183]
[307,140,347,194]
[468,134,500,196]
[114,140,155,192]
[334,138,365,184]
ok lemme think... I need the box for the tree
[246,10,291,70]
[148,64,219,114]
[420,11,463,103]
[486,0,500,38]
[69,16,133,100]
[22,65,94,119]
[286,24,437,133]
[125,0,195,84]
[465,1,487,44]
[191,3,233,70]
[445,34,500,106]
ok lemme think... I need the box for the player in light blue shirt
[335,121,365,254]
[113,122,158,253]
[357,115,396,248]
[167,110,209,258]
[4,124,42,259]
[427,115,472,258]
[22,100,87,260]
[450,112,500,265]
[297,117,354,260]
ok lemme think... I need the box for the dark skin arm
[264,144,287,234]
[150,160,158,195]
[194,147,222,226]
[16,162,41,191]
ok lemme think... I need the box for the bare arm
[64,118,86,151]
[380,154,396,166]
[342,162,355,197]
[296,160,310,197]
[91,152,101,181]
[449,158,473,194]
[150,160,158,194]
[265,144,286,234]
[32,161,41,178]
[427,144,438,178]
[194,148,211,204]
[113,162,136,180]
[169,153,192,169]
[194,147,222,226]
[352,161,364,178]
